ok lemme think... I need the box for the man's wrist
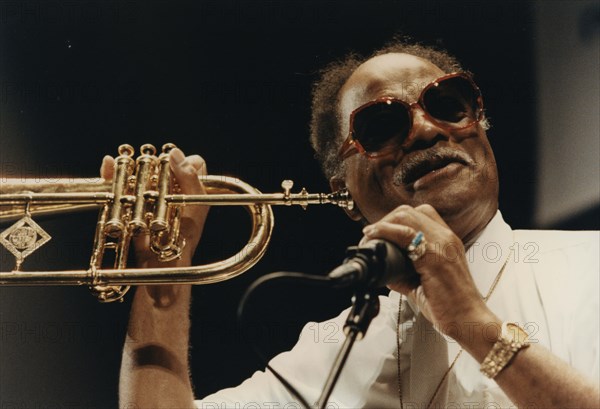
[449,310,503,362]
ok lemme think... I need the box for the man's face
[337,53,499,241]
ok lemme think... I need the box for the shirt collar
[390,210,513,311]
[466,210,513,298]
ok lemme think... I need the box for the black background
[0,1,551,407]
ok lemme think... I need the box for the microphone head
[363,239,420,288]
[328,239,420,289]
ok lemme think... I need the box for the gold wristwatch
[480,322,530,378]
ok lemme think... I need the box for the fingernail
[170,148,185,165]
[362,225,374,236]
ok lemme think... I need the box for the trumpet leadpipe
[0,178,353,209]
[0,142,354,302]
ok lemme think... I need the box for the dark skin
[332,53,499,243]
[332,53,599,408]
[118,54,599,408]
[331,53,498,331]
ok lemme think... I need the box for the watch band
[480,322,530,379]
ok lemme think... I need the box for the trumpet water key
[0,143,353,302]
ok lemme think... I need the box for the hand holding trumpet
[100,147,209,269]
[100,147,209,308]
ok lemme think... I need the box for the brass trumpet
[0,143,353,302]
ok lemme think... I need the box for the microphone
[328,239,420,289]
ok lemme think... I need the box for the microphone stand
[316,240,414,409]
[315,288,380,409]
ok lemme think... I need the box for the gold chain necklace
[396,245,513,409]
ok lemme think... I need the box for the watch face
[504,323,529,344]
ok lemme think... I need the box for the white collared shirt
[197,212,599,408]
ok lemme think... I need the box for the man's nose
[402,105,449,151]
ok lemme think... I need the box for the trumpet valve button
[140,144,157,156]
[118,144,135,157]
[161,143,177,154]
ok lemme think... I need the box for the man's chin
[410,184,474,216]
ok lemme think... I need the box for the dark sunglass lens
[423,76,480,124]
[352,102,410,152]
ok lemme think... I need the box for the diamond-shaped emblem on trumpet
[0,216,52,270]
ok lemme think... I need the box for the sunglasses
[338,72,484,160]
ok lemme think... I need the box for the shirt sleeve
[195,307,350,409]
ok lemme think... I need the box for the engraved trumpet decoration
[0,143,353,302]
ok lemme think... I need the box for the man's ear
[329,177,364,222]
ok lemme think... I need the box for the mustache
[393,147,475,185]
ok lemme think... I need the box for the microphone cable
[237,271,334,409]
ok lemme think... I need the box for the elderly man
[116,40,600,408]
